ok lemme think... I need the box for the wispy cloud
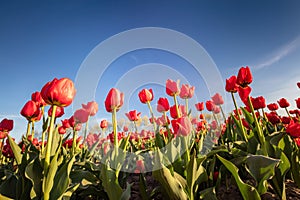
[253,35,300,69]
[0,114,22,119]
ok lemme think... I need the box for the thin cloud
[0,114,22,119]
[254,35,300,69]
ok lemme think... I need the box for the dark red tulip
[171,116,192,136]
[157,97,170,113]
[205,100,215,112]
[286,121,300,138]
[238,86,252,103]
[251,96,266,110]
[281,116,291,124]
[297,82,300,88]
[211,93,224,105]
[125,110,141,121]
[294,138,300,148]
[296,98,300,109]
[48,106,64,118]
[61,119,71,129]
[31,91,46,107]
[266,112,280,125]
[20,100,41,122]
[236,66,253,87]
[74,108,90,123]
[82,101,98,116]
[105,88,124,112]
[170,104,185,119]
[41,78,76,107]
[267,103,279,111]
[277,98,290,108]
[195,102,204,112]
[58,126,66,134]
[225,75,238,93]
[166,79,180,97]
[138,88,154,103]
[100,119,108,129]
[0,118,13,132]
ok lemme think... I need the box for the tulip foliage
[0,67,300,199]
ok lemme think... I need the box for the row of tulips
[0,66,299,199]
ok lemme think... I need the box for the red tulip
[156,115,170,126]
[41,78,76,107]
[225,75,238,93]
[236,66,253,87]
[295,98,300,109]
[170,104,186,119]
[251,96,266,110]
[266,112,280,125]
[157,97,170,112]
[74,108,90,123]
[281,116,291,124]
[105,88,124,112]
[31,91,46,107]
[68,116,82,130]
[277,98,290,108]
[20,100,41,122]
[196,121,206,131]
[213,106,221,114]
[125,110,141,121]
[267,103,279,111]
[58,126,66,134]
[238,86,252,103]
[82,101,99,116]
[179,84,195,99]
[138,88,154,103]
[123,125,128,132]
[286,121,300,138]
[210,120,218,130]
[199,113,205,119]
[100,119,108,129]
[166,79,180,97]
[205,100,215,112]
[211,93,224,105]
[61,119,71,129]
[195,102,204,112]
[0,118,13,132]
[294,138,300,148]
[297,82,300,88]
[171,116,192,136]
[48,106,64,118]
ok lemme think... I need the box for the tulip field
[1,66,300,200]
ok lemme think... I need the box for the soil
[128,173,300,200]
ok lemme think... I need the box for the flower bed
[0,67,299,199]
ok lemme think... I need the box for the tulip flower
[211,93,224,105]
[251,96,266,110]
[156,115,170,126]
[286,121,300,138]
[294,138,300,148]
[238,86,252,104]
[297,82,300,88]
[0,118,13,132]
[105,88,124,113]
[166,79,180,97]
[74,108,90,123]
[171,116,192,136]
[267,103,279,111]
[82,101,99,116]
[61,119,71,129]
[125,110,141,122]
[41,78,76,107]
[205,100,215,112]
[48,106,64,118]
[170,104,186,119]
[195,102,204,112]
[31,91,46,107]
[236,66,252,87]
[21,100,41,122]
[266,112,280,125]
[225,75,238,93]
[277,98,290,108]
[58,126,66,134]
[296,98,300,109]
[138,88,154,104]
[100,119,108,129]
[179,84,195,99]
[157,97,170,113]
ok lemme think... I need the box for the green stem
[41,116,49,155]
[285,108,292,118]
[219,105,226,122]
[147,101,157,131]
[231,92,247,142]
[185,98,189,116]
[247,96,267,155]
[173,94,181,118]
[134,121,138,133]
[83,115,90,145]
[44,105,57,174]
[112,108,118,156]
[26,121,31,138]
[31,121,35,138]
[71,128,78,156]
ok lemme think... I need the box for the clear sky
[1,0,300,139]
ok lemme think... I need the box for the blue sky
[1,1,300,139]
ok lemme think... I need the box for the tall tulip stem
[83,115,90,145]
[231,92,247,142]
[173,95,181,118]
[26,121,31,138]
[71,128,78,156]
[147,101,157,131]
[185,98,189,115]
[31,121,35,138]
[44,105,57,174]
[112,108,118,155]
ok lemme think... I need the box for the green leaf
[120,182,133,200]
[241,107,254,128]
[199,187,218,200]
[216,155,261,200]
[7,135,22,165]
[0,173,18,199]
[50,156,75,200]
[152,150,188,200]
[70,170,99,185]
[0,194,14,200]
[50,127,62,157]
[291,149,300,187]
[25,153,43,199]
[245,155,280,194]
[62,183,80,200]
